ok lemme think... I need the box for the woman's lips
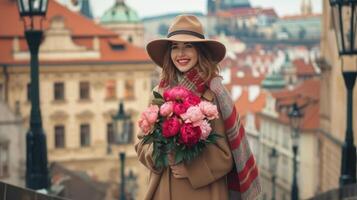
[177,59,190,66]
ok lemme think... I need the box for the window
[54,125,65,148]
[0,142,9,178]
[281,155,289,182]
[107,123,114,144]
[128,36,133,43]
[80,124,90,147]
[54,82,65,100]
[79,81,90,100]
[124,79,135,99]
[105,80,116,99]
[27,83,31,102]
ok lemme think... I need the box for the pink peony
[162,117,181,138]
[199,120,212,140]
[164,86,191,101]
[160,101,174,117]
[173,102,189,115]
[142,105,160,124]
[181,106,205,127]
[138,105,159,135]
[180,123,201,147]
[199,101,219,120]
[138,118,152,135]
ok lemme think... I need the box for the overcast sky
[85,0,322,19]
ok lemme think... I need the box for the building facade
[318,0,357,192]
[0,1,155,199]
[259,79,321,200]
[0,101,26,187]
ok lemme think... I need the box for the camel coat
[135,90,234,200]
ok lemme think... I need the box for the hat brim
[146,35,226,68]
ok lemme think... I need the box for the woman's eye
[171,46,178,50]
[185,44,193,48]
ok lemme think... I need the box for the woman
[135,15,261,200]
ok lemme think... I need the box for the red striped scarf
[159,68,261,200]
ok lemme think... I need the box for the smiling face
[170,42,198,73]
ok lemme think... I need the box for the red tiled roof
[282,13,322,20]
[230,67,265,86]
[216,11,234,18]
[0,0,115,37]
[293,59,316,76]
[221,7,278,18]
[271,79,320,131]
[235,88,267,117]
[0,0,151,64]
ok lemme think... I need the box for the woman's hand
[168,152,188,178]
[170,163,188,179]
[168,152,176,166]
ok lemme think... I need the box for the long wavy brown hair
[161,42,220,85]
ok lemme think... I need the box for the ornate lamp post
[119,152,126,200]
[329,0,357,186]
[269,147,278,200]
[112,101,131,144]
[126,170,138,200]
[16,0,50,190]
[288,103,303,200]
[269,148,278,200]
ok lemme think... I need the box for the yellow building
[319,0,357,192]
[0,1,155,199]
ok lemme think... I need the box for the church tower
[301,0,313,15]
[207,0,217,14]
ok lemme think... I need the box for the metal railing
[0,181,67,200]
[309,184,357,200]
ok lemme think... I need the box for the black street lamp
[112,101,131,144]
[329,0,357,186]
[269,147,278,200]
[288,103,303,200]
[126,170,138,200]
[16,0,50,190]
[119,152,126,200]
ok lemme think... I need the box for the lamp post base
[339,72,357,187]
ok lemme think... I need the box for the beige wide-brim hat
[146,15,226,68]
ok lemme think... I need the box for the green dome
[262,72,286,89]
[100,1,140,23]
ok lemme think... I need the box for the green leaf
[153,91,164,99]
[152,98,165,106]
[142,135,153,144]
[175,151,184,164]
[163,154,169,166]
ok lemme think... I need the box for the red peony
[164,86,191,101]
[173,102,189,115]
[184,93,201,106]
[162,117,181,138]
[180,123,202,147]
[163,89,174,101]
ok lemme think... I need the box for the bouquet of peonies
[138,86,221,168]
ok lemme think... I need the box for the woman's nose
[178,48,185,56]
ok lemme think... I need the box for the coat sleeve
[184,116,233,189]
[135,140,162,174]
[135,85,162,174]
